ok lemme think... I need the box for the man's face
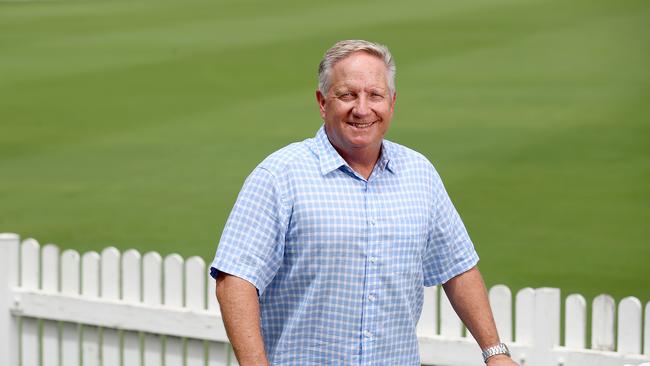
[317,52,396,158]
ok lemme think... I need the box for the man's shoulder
[256,138,316,175]
[384,139,436,172]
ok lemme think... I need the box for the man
[210,40,518,366]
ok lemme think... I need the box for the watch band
[482,343,510,363]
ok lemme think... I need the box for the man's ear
[316,90,327,119]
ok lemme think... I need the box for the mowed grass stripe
[1,0,648,302]
[1,0,516,85]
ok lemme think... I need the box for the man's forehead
[331,82,387,92]
[330,56,388,89]
[331,52,386,72]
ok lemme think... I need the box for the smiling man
[210,40,518,366]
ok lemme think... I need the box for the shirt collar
[378,140,396,174]
[313,125,396,176]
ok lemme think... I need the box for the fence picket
[122,249,142,301]
[531,288,560,366]
[22,318,40,366]
[101,247,121,366]
[207,341,228,366]
[61,249,80,366]
[61,249,80,295]
[618,297,642,354]
[81,251,100,366]
[592,294,616,351]
[100,247,120,299]
[21,239,40,366]
[123,249,142,366]
[440,288,462,337]
[42,244,60,366]
[515,287,534,346]
[565,294,586,349]
[184,257,205,309]
[535,288,560,347]
[645,302,650,355]
[185,257,207,366]
[41,244,59,292]
[0,233,20,366]
[489,285,512,342]
[143,252,163,366]
[81,252,100,297]
[20,239,39,289]
[60,322,79,363]
[187,338,205,365]
[164,254,185,366]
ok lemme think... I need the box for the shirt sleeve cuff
[423,252,480,287]
[209,262,267,296]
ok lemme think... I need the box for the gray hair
[318,39,396,96]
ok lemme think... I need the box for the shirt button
[368,294,376,301]
[363,330,372,338]
[369,256,377,263]
[369,219,376,226]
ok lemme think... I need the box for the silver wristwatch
[482,343,510,363]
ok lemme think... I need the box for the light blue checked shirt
[210,125,479,365]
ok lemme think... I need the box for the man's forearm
[442,266,499,348]
[215,273,269,366]
[442,266,518,365]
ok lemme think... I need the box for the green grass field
[1,0,649,305]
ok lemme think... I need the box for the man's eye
[339,93,354,100]
[370,93,384,100]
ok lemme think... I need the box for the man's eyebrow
[332,87,352,94]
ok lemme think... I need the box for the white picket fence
[0,233,649,366]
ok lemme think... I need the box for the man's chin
[345,137,383,150]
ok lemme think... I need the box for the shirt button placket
[363,181,379,364]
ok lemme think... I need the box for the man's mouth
[347,121,376,129]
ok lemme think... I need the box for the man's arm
[442,266,519,366]
[215,273,269,366]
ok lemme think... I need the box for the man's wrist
[486,354,512,364]
[482,343,510,363]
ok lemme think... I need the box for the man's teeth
[350,122,374,128]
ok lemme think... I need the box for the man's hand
[486,354,519,365]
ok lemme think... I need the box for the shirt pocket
[380,212,428,275]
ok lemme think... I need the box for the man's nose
[352,95,371,118]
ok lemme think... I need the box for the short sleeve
[209,167,287,295]
[422,169,479,286]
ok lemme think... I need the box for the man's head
[318,40,396,97]
[316,40,397,160]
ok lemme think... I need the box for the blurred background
[1,0,648,304]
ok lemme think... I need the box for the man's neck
[335,145,381,180]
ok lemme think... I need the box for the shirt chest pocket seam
[380,214,427,275]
